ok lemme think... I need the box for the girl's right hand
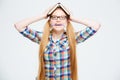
[41,5,55,19]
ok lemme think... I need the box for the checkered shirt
[20,27,96,80]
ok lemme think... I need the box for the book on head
[47,3,70,16]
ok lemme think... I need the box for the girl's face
[49,8,68,32]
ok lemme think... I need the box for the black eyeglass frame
[50,15,69,20]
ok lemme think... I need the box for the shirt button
[54,52,57,56]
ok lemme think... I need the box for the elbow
[14,23,19,30]
[97,23,101,30]
[14,23,25,32]
[93,23,101,31]
[14,23,18,29]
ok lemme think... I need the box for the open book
[47,3,70,16]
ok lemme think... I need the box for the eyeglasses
[50,15,67,20]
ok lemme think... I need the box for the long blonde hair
[37,20,78,80]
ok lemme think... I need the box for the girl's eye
[51,16,67,20]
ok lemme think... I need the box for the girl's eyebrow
[51,15,67,16]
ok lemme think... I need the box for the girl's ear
[68,19,70,22]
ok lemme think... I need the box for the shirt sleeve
[75,27,96,44]
[20,27,43,44]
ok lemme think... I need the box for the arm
[14,6,53,32]
[69,16,101,31]
[61,4,101,30]
[14,15,46,32]
[14,15,46,44]
[14,7,53,44]
[69,16,101,44]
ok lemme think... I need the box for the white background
[0,0,120,80]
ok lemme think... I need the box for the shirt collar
[49,30,67,42]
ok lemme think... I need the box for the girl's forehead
[52,8,67,16]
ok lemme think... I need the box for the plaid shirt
[20,27,96,80]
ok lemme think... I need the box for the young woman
[14,3,100,80]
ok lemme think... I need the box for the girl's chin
[53,28,64,32]
[53,27,64,30]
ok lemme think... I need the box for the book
[47,3,70,16]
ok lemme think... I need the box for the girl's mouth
[51,24,64,26]
[54,24,63,26]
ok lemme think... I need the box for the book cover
[47,3,70,16]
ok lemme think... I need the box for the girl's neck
[52,29,65,41]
